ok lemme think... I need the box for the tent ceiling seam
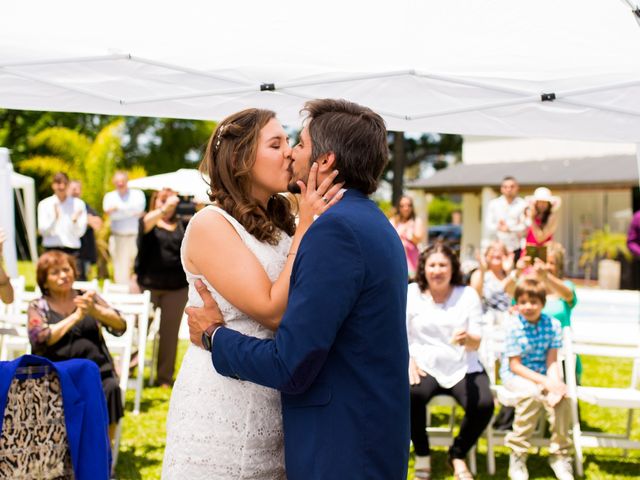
[414,72,534,97]
[128,55,253,85]
[0,54,129,68]
[1,68,124,103]
[557,98,640,118]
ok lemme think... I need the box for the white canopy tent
[10,168,37,263]
[0,0,639,142]
[0,148,37,277]
[1,0,640,279]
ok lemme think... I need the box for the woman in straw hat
[524,187,561,248]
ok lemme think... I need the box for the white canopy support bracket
[125,70,414,105]
[620,0,640,25]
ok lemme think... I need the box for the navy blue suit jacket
[213,189,410,479]
[0,355,111,479]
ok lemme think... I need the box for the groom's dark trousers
[212,189,410,479]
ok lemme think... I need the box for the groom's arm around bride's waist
[211,215,364,393]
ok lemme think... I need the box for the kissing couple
[162,99,410,480]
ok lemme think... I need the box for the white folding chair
[0,277,31,360]
[103,280,163,387]
[102,280,131,295]
[103,313,135,473]
[483,320,581,475]
[425,395,478,474]
[564,327,640,477]
[72,279,99,292]
[102,290,152,415]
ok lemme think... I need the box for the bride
[162,108,342,479]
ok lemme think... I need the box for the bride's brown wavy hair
[199,108,296,244]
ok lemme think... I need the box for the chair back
[101,289,152,415]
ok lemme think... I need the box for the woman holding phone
[524,187,561,252]
[407,243,494,479]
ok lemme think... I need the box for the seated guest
[508,242,581,380]
[407,243,494,480]
[470,240,513,319]
[502,277,574,480]
[27,251,127,444]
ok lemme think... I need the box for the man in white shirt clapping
[486,176,527,259]
[37,172,87,256]
[103,171,146,285]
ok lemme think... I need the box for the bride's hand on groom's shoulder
[297,162,344,225]
[186,279,225,349]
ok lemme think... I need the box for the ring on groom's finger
[321,196,329,203]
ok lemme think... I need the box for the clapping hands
[73,290,96,320]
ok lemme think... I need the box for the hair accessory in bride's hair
[214,124,226,151]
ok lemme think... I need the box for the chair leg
[569,397,584,477]
[111,420,123,477]
[623,409,634,457]
[468,445,477,475]
[486,421,496,475]
[149,335,159,387]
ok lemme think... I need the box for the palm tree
[18,119,127,213]
[18,119,145,278]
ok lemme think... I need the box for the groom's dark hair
[302,99,388,195]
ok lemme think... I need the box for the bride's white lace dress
[162,205,290,479]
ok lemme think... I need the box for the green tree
[0,109,111,164]
[428,196,462,225]
[17,119,127,213]
[1,110,216,179]
[387,132,463,205]
[122,117,216,174]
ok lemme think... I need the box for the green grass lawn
[115,344,640,479]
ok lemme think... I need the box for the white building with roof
[407,137,639,281]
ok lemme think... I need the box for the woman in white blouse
[407,243,494,480]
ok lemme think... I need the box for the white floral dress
[162,206,290,479]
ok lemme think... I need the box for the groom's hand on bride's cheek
[186,279,225,348]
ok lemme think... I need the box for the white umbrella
[128,169,210,203]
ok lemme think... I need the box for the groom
[188,99,410,479]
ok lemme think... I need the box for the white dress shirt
[406,283,484,388]
[37,195,87,249]
[485,196,527,252]
[102,188,146,235]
